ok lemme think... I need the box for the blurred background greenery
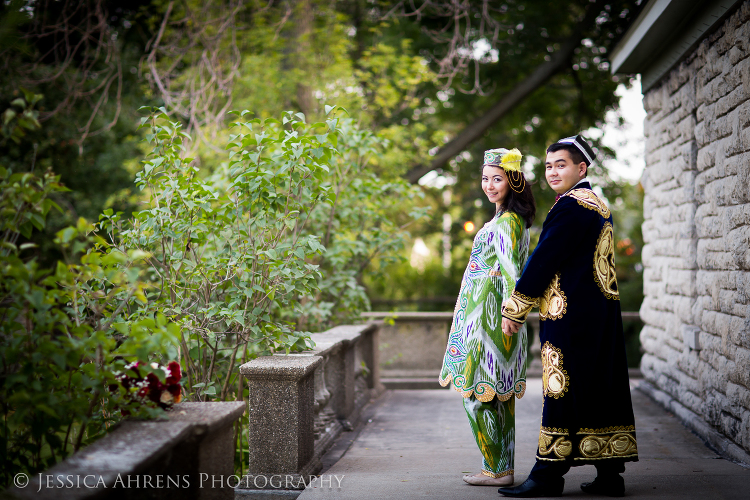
[0,0,646,365]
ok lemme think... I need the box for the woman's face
[482,165,510,206]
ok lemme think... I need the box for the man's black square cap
[557,135,595,166]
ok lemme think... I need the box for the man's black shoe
[498,477,564,497]
[580,475,625,497]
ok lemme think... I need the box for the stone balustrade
[238,323,382,491]
[8,402,245,500]
[361,311,541,387]
[361,311,641,386]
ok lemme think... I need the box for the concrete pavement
[299,379,750,499]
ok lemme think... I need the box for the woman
[439,147,536,486]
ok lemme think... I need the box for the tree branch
[404,0,607,183]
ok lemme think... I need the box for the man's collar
[554,178,591,203]
[564,178,590,195]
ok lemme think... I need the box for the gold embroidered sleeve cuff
[502,291,536,323]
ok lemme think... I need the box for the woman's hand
[502,317,521,336]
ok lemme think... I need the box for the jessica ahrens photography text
[20,473,345,492]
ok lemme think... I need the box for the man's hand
[502,317,521,336]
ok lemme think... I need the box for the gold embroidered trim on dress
[576,428,638,461]
[568,189,610,218]
[539,273,567,320]
[482,469,514,478]
[489,270,503,277]
[541,342,568,399]
[593,222,619,300]
[538,426,572,461]
[438,372,527,402]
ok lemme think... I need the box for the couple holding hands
[439,135,638,498]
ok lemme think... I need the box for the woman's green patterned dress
[439,210,529,478]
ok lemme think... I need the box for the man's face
[545,149,587,194]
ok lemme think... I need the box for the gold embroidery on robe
[537,426,572,461]
[568,189,610,218]
[541,342,568,399]
[502,290,536,323]
[578,425,636,435]
[576,426,638,460]
[539,273,567,320]
[593,222,619,300]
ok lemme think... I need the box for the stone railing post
[238,323,381,491]
[357,321,384,395]
[168,402,246,500]
[239,355,323,488]
[324,338,354,422]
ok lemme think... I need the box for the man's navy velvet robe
[502,181,638,466]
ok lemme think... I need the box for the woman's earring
[508,171,525,193]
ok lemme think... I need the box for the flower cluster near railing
[115,361,183,411]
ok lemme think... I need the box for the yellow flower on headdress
[500,148,522,172]
[483,147,523,172]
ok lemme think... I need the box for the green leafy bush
[0,96,179,489]
[1,98,427,482]
[104,106,426,475]
[104,108,332,402]
[294,118,429,331]
[103,106,427,404]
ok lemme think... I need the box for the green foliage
[1,88,425,480]
[103,107,325,401]
[1,98,179,489]
[94,105,425,475]
[0,1,157,266]
[102,106,426,404]
[1,0,650,478]
[611,181,645,367]
[296,115,430,330]
[1,89,42,146]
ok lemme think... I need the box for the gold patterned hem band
[439,372,527,402]
[538,426,572,460]
[482,469,514,478]
[577,428,638,460]
[577,425,636,435]
[537,424,638,462]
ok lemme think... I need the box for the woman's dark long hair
[500,174,536,229]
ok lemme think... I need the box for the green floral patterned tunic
[439,210,529,402]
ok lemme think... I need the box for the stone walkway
[299,379,750,499]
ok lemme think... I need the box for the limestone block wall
[640,1,750,461]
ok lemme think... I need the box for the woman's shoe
[462,472,515,486]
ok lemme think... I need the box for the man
[498,135,638,498]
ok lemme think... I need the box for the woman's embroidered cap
[483,148,523,172]
[556,135,595,166]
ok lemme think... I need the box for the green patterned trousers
[463,395,515,477]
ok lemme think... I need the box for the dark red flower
[166,361,182,385]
